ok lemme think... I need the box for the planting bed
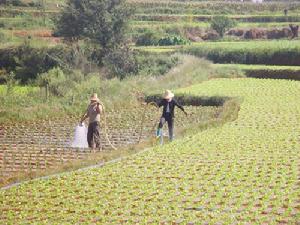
[0,102,222,186]
[1,78,300,224]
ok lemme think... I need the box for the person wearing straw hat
[80,93,103,149]
[156,90,187,143]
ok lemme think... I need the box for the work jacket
[158,99,185,118]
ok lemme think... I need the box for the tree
[210,16,237,38]
[55,0,133,49]
[103,45,137,79]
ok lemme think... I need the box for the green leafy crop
[1,78,300,224]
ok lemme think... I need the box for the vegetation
[0,55,242,123]
[182,40,300,66]
[1,78,300,224]
[0,103,227,187]
[55,0,133,48]
[136,29,189,46]
[1,1,300,224]
[210,16,237,38]
[130,0,300,16]
[216,64,300,80]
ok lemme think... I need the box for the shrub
[0,44,100,84]
[135,52,180,76]
[145,94,229,106]
[36,67,83,97]
[210,16,237,37]
[136,30,161,46]
[103,46,138,80]
[158,35,189,46]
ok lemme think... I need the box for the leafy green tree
[103,46,138,79]
[55,0,133,49]
[210,16,237,38]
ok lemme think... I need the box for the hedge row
[145,94,229,106]
[182,44,300,66]
[244,69,300,80]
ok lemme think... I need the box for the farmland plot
[0,104,221,186]
[1,78,300,224]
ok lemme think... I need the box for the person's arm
[80,112,88,124]
[96,102,103,114]
[158,99,164,108]
[174,99,188,116]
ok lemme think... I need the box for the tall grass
[0,54,243,123]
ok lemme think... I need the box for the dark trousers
[87,121,101,149]
[158,114,174,141]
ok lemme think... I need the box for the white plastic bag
[71,123,89,148]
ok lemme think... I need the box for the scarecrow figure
[80,93,102,149]
[156,90,187,144]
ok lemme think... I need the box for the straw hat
[90,93,99,102]
[163,90,174,99]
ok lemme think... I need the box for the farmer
[80,93,103,149]
[156,90,187,143]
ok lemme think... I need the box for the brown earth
[227,27,293,39]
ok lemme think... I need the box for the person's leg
[87,123,93,148]
[167,117,174,141]
[90,122,100,149]
[157,117,166,136]
[93,122,101,150]
[157,117,166,145]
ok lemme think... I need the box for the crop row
[134,14,300,23]
[129,0,300,15]
[0,105,221,186]
[137,40,300,66]
[1,78,300,224]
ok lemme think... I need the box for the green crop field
[1,1,300,224]
[1,0,299,49]
[1,78,300,224]
[0,85,38,95]
[137,40,300,66]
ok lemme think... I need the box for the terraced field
[0,103,221,186]
[1,78,300,224]
[1,0,300,48]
